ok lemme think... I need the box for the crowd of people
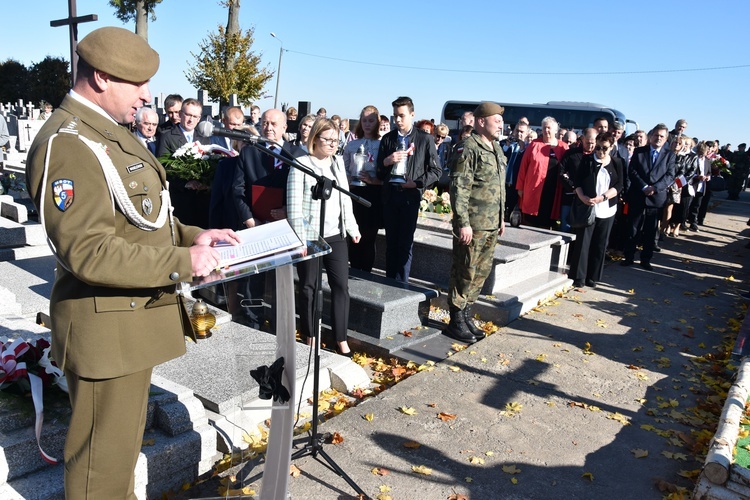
[142,96,750,345]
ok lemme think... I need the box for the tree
[0,60,30,104]
[185,25,272,108]
[108,0,163,40]
[28,57,70,108]
[222,0,241,74]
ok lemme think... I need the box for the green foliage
[185,25,273,107]
[28,57,70,107]
[108,0,162,22]
[0,60,30,103]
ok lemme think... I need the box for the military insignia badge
[142,197,153,215]
[51,179,74,212]
[129,180,138,189]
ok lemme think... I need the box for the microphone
[196,121,264,143]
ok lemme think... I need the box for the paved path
[183,195,750,499]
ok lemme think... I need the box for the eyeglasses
[319,137,339,146]
[436,135,447,141]
[594,145,611,152]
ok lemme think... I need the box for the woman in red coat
[516,116,568,229]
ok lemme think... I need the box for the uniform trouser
[296,235,350,343]
[448,229,497,310]
[569,216,615,282]
[64,367,152,500]
[383,188,420,283]
[625,207,661,264]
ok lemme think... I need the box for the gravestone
[15,121,44,152]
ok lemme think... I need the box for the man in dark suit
[134,106,158,155]
[211,105,245,152]
[622,123,675,270]
[232,108,302,328]
[157,93,182,134]
[155,98,209,157]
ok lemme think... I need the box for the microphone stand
[243,137,371,499]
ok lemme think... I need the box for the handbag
[568,197,595,229]
[708,175,727,192]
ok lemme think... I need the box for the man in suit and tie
[211,105,245,152]
[156,98,209,157]
[232,108,302,328]
[622,123,675,270]
[134,107,159,155]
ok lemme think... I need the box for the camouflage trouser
[448,229,497,310]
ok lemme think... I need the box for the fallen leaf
[217,486,256,496]
[448,495,468,500]
[142,438,155,447]
[403,440,422,449]
[364,413,374,422]
[402,330,413,337]
[438,412,457,421]
[511,477,518,484]
[328,432,344,444]
[582,472,594,481]
[465,477,473,483]
[371,467,390,476]
[379,485,392,493]
[485,451,495,456]
[411,465,432,475]
[502,464,521,474]
[290,464,301,477]
[468,456,485,465]
[631,448,649,458]
[400,406,417,415]
[448,366,461,372]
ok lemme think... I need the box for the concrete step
[0,217,46,249]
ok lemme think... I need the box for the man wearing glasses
[376,96,441,283]
[156,98,209,157]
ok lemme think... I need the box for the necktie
[186,133,193,143]
[272,146,283,169]
[651,149,658,165]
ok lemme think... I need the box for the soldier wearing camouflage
[445,101,507,343]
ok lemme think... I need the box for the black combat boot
[463,304,486,340]
[445,308,477,343]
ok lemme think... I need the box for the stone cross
[50,0,97,85]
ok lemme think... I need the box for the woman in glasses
[568,132,624,288]
[343,105,383,273]
[287,117,361,356]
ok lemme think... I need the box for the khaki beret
[473,101,505,118]
[77,27,159,82]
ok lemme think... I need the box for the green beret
[77,27,159,82]
[473,101,505,118]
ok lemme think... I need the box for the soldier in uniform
[445,102,507,343]
[25,27,239,498]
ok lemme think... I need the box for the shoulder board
[57,117,80,136]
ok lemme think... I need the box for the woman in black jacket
[568,132,624,288]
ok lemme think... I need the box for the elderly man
[211,105,245,151]
[445,102,506,343]
[232,108,302,328]
[25,27,238,498]
[134,106,159,154]
[622,124,675,270]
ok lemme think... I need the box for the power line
[285,49,750,76]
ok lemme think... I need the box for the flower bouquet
[420,188,452,214]
[711,156,730,176]
[158,142,236,187]
[1,337,67,463]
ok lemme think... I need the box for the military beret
[77,27,159,82]
[473,101,505,118]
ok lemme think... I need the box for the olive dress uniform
[448,130,506,329]
[25,28,202,499]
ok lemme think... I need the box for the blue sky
[3,0,749,147]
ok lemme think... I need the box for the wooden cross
[50,0,98,85]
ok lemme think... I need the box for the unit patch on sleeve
[51,179,75,212]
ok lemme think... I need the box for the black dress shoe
[572,280,585,288]
[621,259,634,267]
[640,261,653,271]
[689,224,699,232]
[585,279,597,288]
[653,246,662,252]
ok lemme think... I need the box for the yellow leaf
[376,495,392,500]
[448,366,461,372]
[400,406,417,415]
[485,451,495,456]
[582,472,594,481]
[141,438,155,447]
[625,311,637,317]
[468,456,485,465]
[217,486,256,496]
[379,485,392,493]
[607,412,630,425]
[412,465,433,475]
[726,275,735,281]
[536,353,547,361]
[364,413,374,422]
[371,467,390,476]
[465,477,473,483]
[502,464,522,474]
[511,477,518,484]
[627,289,635,294]
[631,448,649,458]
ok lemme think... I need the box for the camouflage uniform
[448,131,506,310]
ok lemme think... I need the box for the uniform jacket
[26,94,202,379]
[232,141,302,224]
[449,132,507,231]
[626,145,676,209]
[516,139,569,216]
[287,154,360,242]
[375,128,441,194]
